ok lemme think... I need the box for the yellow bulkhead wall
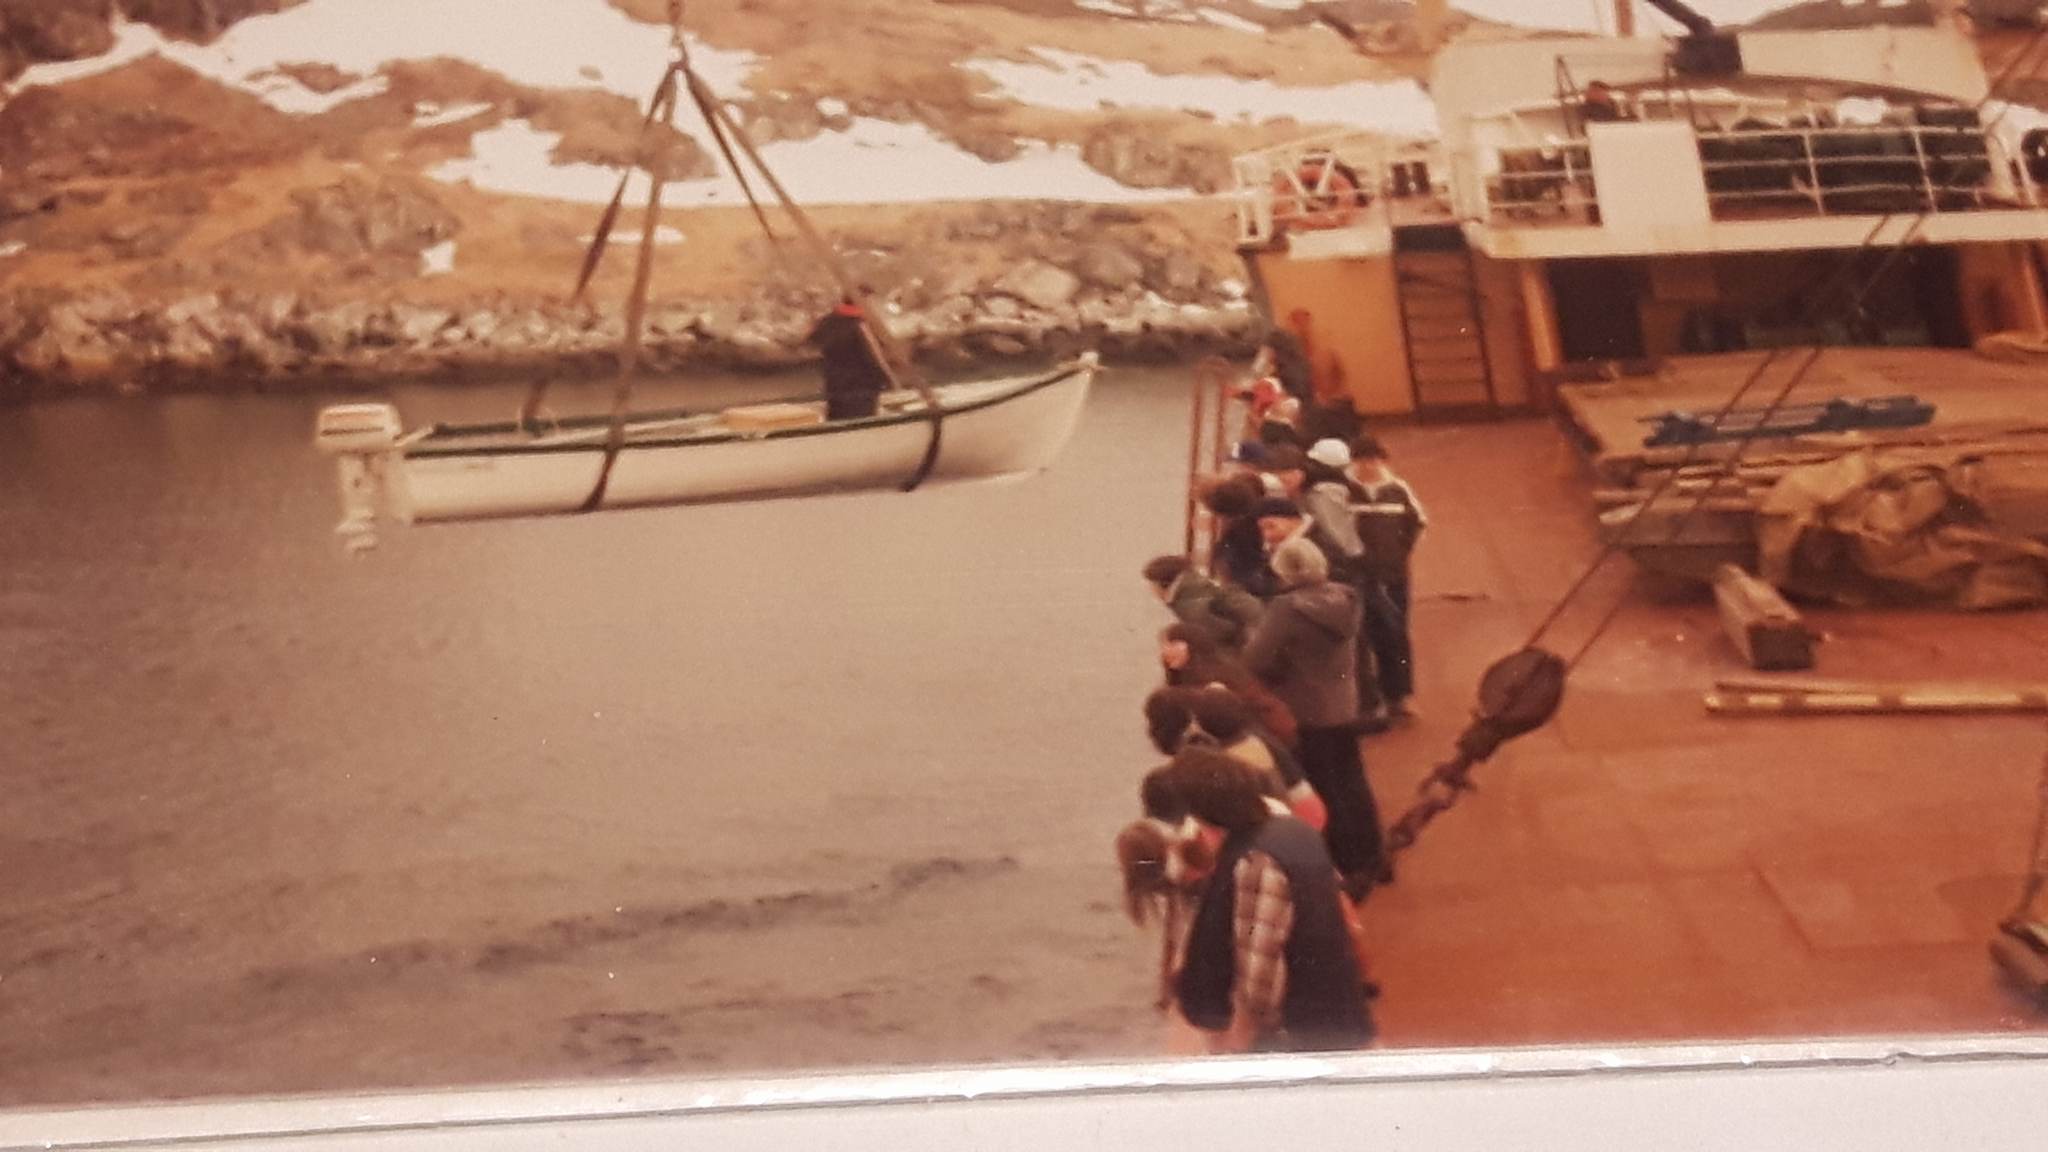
[1248,248,1535,417]
[1251,251,1413,416]
[1248,239,2045,421]
[1957,242,2048,338]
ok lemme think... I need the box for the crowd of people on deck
[1117,318,1429,1055]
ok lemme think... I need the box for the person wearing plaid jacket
[1168,749,1375,1053]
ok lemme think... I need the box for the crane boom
[1641,0,1716,38]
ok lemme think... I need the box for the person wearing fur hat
[1239,537,1387,898]
[1143,554,1264,651]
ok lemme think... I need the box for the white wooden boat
[314,354,1098,544]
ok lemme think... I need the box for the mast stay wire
[528,1,956,499]
[1381,21,2048,858]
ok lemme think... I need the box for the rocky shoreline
[0,260,1265,401]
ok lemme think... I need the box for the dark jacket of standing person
[807,298,891,420]
[1241,539,1360,730]
[1203,474,1270,593]
[1167,749,1374,1052]
[1241,538,1386,892]
[1349,438,1427,591]
[1144,555,1264,650]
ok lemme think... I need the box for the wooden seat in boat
[721,402,824,432]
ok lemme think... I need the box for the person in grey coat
[1239,537,1387,897]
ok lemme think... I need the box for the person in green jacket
[1143,554,1265,651]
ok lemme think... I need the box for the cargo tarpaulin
[1756,450,2048,610]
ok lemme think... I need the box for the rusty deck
[1359,418,2048,1047]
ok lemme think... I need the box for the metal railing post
[1804,130,1825,214]
[1911,127,1938,212]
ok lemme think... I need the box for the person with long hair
[1160,747,1375,1053]
[1142,685,1324,830]
[1158,622,1297,749]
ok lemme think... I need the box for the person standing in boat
[1240,537,1387,900]
[806,292,893,420]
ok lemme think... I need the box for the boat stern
[314,403,410,551]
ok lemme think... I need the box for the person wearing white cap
[1305,437,1350,472]
[1299,440,1365,573]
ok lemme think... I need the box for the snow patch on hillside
[1456,1,1829,31]
[413,101,496,128]
[10,0,755,114]
[431,117,1196,207]
[418,240,457,276]
[964,48,1439,137]
[1197,8,1267,33]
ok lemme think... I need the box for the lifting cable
[534,0,949,507]
[1381,21,2048,858]
[676,66,949,491]
[576,13,687,515]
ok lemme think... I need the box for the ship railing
[1482,122,2043,227]
[1231,131,1440,245]
[1695,122,2041,218]
[1485,141,1598,224]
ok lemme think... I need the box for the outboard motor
[314,403,406,551]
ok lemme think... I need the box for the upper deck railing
[1235,115,2048,248]
[1485,118,2047,227]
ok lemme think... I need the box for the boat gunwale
[404,364,1091,461]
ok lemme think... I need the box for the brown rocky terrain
[0,1,2031,397]
[0,0,1460,396]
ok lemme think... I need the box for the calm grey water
[0,366,1193,1104]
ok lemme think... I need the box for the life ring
[1270,156,1364,231]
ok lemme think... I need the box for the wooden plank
[1716,673,2048,697]
[1712,564,1814,671]
[1705,688,2048,715]
[721,402,823,431]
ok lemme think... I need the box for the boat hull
[328,360,1097,529]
